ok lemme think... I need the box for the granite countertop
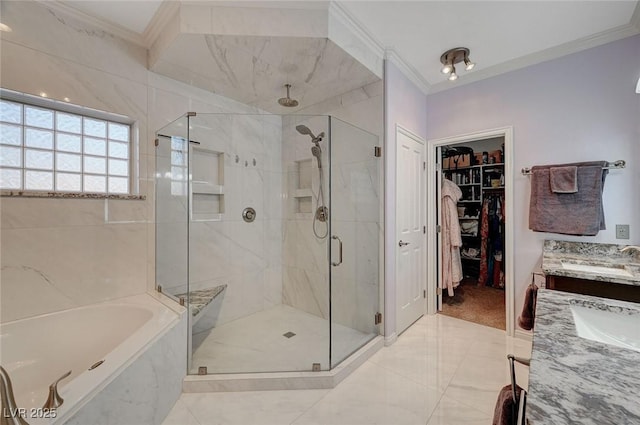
[542,240,640,286]
[526,289,640,424]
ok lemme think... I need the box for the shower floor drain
[283,331,296,338]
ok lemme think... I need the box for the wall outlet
[616,224,630,239]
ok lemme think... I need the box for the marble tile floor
[190,304,375,374]
[166,313,532,425]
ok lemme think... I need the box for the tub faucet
[42,370,71,410]
[0,366,30,425]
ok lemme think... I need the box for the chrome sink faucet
[621,246,640,253]
[620,246,640,259]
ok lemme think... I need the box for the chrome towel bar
[521,159,626,175]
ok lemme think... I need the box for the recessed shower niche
[191,147,224,222]
[155,112,382,388]
[294,158,313,214]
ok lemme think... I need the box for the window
[170,136,188,196]
[0,95,132,194]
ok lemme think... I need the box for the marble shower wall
[281,83,383,334]
[0,1,271,323]
[281,115,332,322]
[181,113,284,327]
[0,0,382,331]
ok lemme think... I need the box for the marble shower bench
[175,285,227,334]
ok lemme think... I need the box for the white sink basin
[570,301,640,353]
[561,261,633,278]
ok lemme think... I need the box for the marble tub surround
[542,240,640,285]
[526,289,640,424]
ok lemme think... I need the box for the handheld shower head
[296,125,315,138]
[311,145,322,168]
[296,125,324,144]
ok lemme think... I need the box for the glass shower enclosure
[155,113,380,374]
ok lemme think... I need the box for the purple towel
[492,384,522,425]
[518,284,538,331]
[550,166,578,193]
[529,161,608,236]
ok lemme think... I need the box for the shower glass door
[329,116,381,367]
[183,113,332,374]
[155,115,190,349]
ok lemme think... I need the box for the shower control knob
[242,207,256,223]
[398,240,410,247]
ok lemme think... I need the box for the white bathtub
[0,293,185,424]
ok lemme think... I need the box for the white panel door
[396,128,426,335]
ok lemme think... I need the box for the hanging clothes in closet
[441,179,463,296]
[478,193,505,288]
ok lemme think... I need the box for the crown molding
[143,1,181,48]
[328,2,385,60]
[429,22,640,94]
[631,1,640,31]
[41,1,146,48]
[385,48,430,95]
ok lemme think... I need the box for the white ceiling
[60,0,640,92]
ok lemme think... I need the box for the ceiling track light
[448,65,458,81]
[439,47,476,81]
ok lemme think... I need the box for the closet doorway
[426,128,515,335]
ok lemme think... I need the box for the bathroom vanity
[526,289,640,424]
[542,240,640,302]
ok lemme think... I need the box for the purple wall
[426,35,640,328]
[384,60,428,340]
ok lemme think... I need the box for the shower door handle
[399,240,410,247]
[331,235,343,267]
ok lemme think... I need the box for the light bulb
[441,64,452,74]
[0,23,12,32]
[465,61,475,71]
[448,71,458,81]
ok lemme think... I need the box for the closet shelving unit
[443,162,505,277]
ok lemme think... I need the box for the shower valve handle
[331,235,343,266]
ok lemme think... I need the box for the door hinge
[437,288,442,296]
[423,226,426,234]
[423,161,426,170]
[154,138,159,147]
[436,225,442,233]
[423,289,426,298]
[374,312,382,325]
[374,146,382,157]
[436,162,442,172]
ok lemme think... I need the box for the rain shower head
[278,84,299,107]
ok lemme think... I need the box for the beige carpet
[440,278,506,330]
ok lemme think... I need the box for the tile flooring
[191,304,375,374]
[164,314,532,425]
